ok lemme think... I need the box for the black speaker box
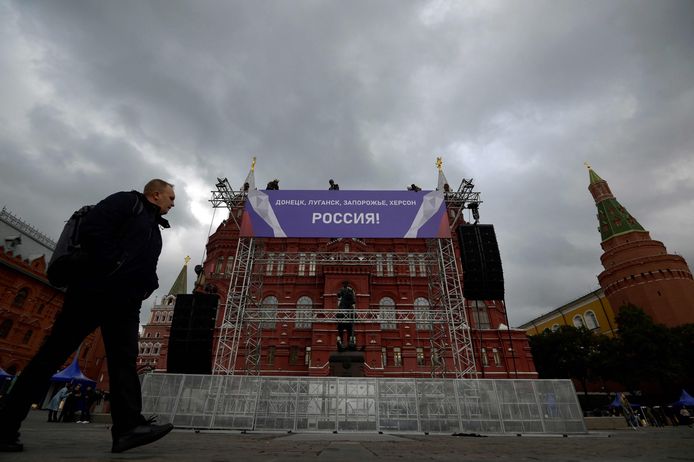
[457,224,505,300]
[167,293,219,374]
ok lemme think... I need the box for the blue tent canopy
[672,389,694,408]
[51,355,96,387]
[608,393,640,408]
[0,367,14,380]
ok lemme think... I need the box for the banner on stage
[240,190,450,238]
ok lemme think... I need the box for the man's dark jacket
[78,190,169,300]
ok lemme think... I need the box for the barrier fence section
[141,374,586,434]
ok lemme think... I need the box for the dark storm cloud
[1,0,693,326]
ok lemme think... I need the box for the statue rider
[336,281,356,351]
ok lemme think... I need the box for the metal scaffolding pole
[212,237,261,375]
[428,238,477,378]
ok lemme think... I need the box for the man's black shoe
[111,423,173,453]
[0,433,23,452]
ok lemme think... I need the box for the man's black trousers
[0,287,143,439]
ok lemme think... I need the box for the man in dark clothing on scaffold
[336,281,356,351]
[0,179,175,453]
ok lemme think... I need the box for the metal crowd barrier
[141,374,586,434]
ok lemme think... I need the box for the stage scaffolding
[209,178,481,379]
[152,177,588,435]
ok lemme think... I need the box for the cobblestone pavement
[4,410,694,461]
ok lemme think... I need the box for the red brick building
[589,167,694,326]
[0,207,108,389]
[199,172,536,379]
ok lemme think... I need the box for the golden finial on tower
[184,255,191,265]
[251,156,256,172]
[584,161,592,169]
[436,156,443,172]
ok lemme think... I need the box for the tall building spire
[587,165,645,243]
[436,156,450,192]
[587,165,694,327]
[243,156,256,191]
[167,256,189,296]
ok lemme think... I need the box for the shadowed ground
[4,410,694,461]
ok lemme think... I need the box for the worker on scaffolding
[336,281,356,351]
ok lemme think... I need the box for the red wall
[200,208,537,379]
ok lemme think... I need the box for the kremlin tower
[588,166,694,326]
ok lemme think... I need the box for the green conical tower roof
[588,167,603,185]
[587,166,645,242]
[167,256,189,295]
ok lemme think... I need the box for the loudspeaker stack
[457,224,505,300]
[167,293,219,374]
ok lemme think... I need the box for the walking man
[0,179,176,453]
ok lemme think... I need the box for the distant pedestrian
[78,386,95,423]
[62,383,81,423]
[0,179,176,453]
[46,385,69,423]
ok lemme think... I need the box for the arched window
[584,311,599,330]
[12,288,29,308]
[379,297,396,330]
[261,296,278,329]
[296,296,313,328]
[0,319,13,339]
[414,297,431,330]
[168,312,173,322]
[22,330,33,344]
[226,256,234,274]
[153,343,161,355]
[572,315,585,328]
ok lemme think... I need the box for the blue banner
[240,190,450,238]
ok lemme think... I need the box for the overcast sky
[1,0,693,328]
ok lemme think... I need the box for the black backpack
[47,195,143,288]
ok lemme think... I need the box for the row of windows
[550,310,601,331]
[0,319,34,344]
[572,310,600,329]
[480,347,503,367]
[214,253,429,278]
[264,345,429,368]
[139,342,161,355]
[259,296,432,330]
[5,287,48,314]
[152,311,173,323]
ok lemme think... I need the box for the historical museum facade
[195,168,537,379]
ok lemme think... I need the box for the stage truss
[210,178,482,379]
